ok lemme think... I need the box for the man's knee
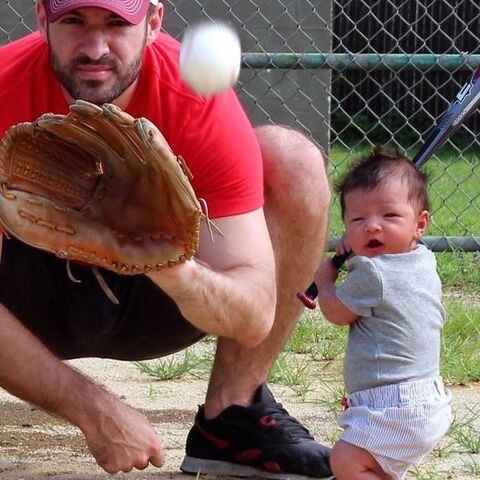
[255,125,331,212]
[255,124,327,170]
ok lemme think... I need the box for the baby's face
[343,176,429,258]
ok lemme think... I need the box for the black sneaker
[180,384,333,480]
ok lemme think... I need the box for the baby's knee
[331,440,389,479]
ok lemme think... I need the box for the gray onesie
[335,245,451,479]
[336,245,445,394]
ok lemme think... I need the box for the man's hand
[0,301,165,475]
[82,397,165,474]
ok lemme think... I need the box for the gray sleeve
[336,256,383,317]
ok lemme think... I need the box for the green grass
[441,299,480,384]
[463,456,480,476]
[133,348,213,381]
[286,310,346,361]
[436,251,480,293]
[268,352,314,398]
[448,407,480,454]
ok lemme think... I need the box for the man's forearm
[147,259,276,348]
[0,303,109,430]
[0,303,166,473]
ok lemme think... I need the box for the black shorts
[0,237,205,360]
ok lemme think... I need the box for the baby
[314,145,452,479]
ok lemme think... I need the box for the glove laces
[66,261,119,304]
[199,198,223,241]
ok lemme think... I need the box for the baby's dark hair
[336,145,430,218]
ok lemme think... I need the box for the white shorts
[338,377,452,480]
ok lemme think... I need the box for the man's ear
[36,0,48,40]
[415,210,430,239]
[146,5,164,45]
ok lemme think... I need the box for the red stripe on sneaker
[260,415,277,426]
[196,424,230,449]
[263,461,282,473]
[234,449,261,464]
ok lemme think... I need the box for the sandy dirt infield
[0,357,478,480]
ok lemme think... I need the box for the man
[0,0,332,477]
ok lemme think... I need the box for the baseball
[179,22,241,96]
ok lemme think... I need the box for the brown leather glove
[0,100,205,274]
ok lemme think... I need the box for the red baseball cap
[44,0,160,25]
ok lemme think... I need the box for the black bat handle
[296,251,351,309]
[332,250,351,269]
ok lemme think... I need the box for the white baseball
[179,22,241,96]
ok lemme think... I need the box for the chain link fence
[1,0,479,251]
[0,5,478,471]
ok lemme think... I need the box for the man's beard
[49,47,144,105]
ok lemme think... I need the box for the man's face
[46,7,148,104]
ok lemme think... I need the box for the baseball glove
[0,100,209,275]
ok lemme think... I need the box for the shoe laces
[259,402,314,441]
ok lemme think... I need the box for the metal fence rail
[327,236,480,253]
[242,53,480,71]
[0,1,479,252]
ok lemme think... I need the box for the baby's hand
[336,234,351,256]
[314,257,339,288]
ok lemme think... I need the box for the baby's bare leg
[331,440,393,480]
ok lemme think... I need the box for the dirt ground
[0,358,478,480]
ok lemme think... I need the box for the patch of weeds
[408,465,450,479]
[447,406,480,454]
[134,348,212,381]
[430,437,456,458]
[286,311,326,354]
[312,380,347,419]
[147,384,159,399]
[451,427,480,454]
[463,455,480,476]
[268,352,313,398]
[287,311,347,362]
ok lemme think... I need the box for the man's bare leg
[180,125,332,478]
[204,125,331,415]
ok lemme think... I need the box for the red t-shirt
[0,32,264,221]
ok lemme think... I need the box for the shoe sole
[180,456,335,480]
